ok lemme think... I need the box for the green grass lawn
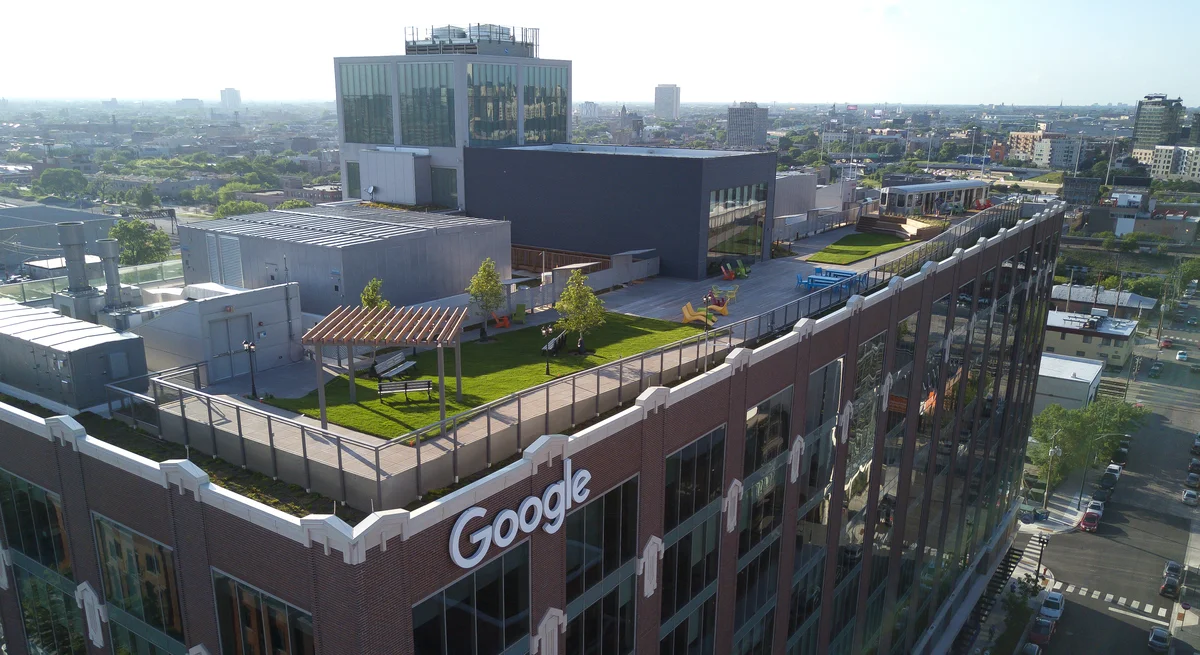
[1029,171,1064,183]
[267,313,703,440]
[807,233,911,265]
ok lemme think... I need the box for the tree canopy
[277,199,313,210]
[466,258,505,340]
[1028,397,1147,488]
[213,200,269,219]
[555,270,606,353]
[135,184,160,209]
[108,218,172,265]
[37,168,87,196]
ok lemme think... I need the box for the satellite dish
[365,185,377,194]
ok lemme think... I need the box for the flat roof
[24,255,102,269]
[182,205,504,249]
[881,180,990,194]
[1051,284,1156,310]
[1039,353,1105,383]
[503,144,755,159]
[0,298,139,352]
[1045,310,1137,338]
[0,205,113,231]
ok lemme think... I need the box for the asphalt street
[1037,328,1200,654]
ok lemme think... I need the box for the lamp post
[1043,442,1062,511]
[242,340,258,399]
[1077,433,1119,510]
[541,325,553,375]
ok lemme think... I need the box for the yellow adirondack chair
[682,302,715,325]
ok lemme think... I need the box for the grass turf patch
[1029,171,1064,183]
[266,313,702,440]
[807,233,911,265]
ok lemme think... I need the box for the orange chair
[492,312,511,329]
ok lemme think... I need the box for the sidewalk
[973,534,1056,653]
[1174,517,1200,643]
[1020,466,1089,536]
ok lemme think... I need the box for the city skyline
[5,0,1198,106]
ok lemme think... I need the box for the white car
[1105,463,1123,479]
[1087,500,1106,517]
[1178,350,1189,362]
[1185,490,1199,506]
[1040,590,1065,621]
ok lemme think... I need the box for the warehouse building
[0,205,1064,655]
[178,205,511,314]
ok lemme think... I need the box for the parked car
[1189,458,1200,474]
[1081,512,1100,532]
[1099,471,1119,489]
[1161,338,1174,348]
[1148,625,1172,653]
[1192,437,1200,455]
[1165,560,1183,579]
[1161,575,1181,599]
[1179,350,1189,361]
[1184,489,1198,506]
[1040,591,1065,621]
[1110,447,1128,465]
[1190,317,1199,326]
[1029,617,1056,645]
[1092,487,1113,503]
[1020,644,1042,655]
[1106,463,1123,478]
[1087,500,1105,517]
[1187,473,1200,489]
[1150,362,1164,378]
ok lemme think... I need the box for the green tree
[191,184,215,205]
[1028,398,1147,489]
[135,184,160,209]
[1127,275,1164,299]
[36,168,87,196]
[466,258,505,341]
[360,277,391,366]
[1101,234,1118,251]
[213,200,269,218]
[1118,232,1139,253]
[554,270,606,354]
[1098,275,1120,289]
[277,199,313,210]
[108,218,172,265]
[217,181,258,204]
[1180,258,1200,286]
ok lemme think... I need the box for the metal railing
[0,259,184,303]
[103,202,1026,511]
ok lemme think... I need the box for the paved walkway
[973,533,1056,654]
[1020,467,1089,536]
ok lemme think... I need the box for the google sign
[450,459,591,568]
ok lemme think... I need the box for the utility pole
[1104,140,1116,185]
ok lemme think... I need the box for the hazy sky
[7,0,1198,106]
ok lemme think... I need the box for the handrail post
[452,416,460,483]
[486,409,492,467]
[267,415,277,478]
[375,448,383,511]
[300,426,311,491]
[571,376,577,427]
[415,427,423,499]
[618,361,623,404]
[336,434,347,503]
[516,393,523,451]
[237,407,246,468]
[180,390,189,448]
[544,386,550,436]
[207,397,217,458]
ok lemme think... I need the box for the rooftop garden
[266,312,702,440]
[808,233,911,265]
[0,393,364,523]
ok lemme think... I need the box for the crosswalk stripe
[1159,608,1168,617]
[1106,594,1114,602]
[1132,601,1141,609]
[1146,604,1155,614]
[1054,581,1063,590]
[1092,590,1101,599]
[1066,585,1076,593]
[1119,597,1127,605]
[1079,587,1088,596]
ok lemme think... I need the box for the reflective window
[111,621,177,655]
[345,162,361,199]
[740,459,785,557]
[430,168,458,209]
[468,63,518,147]
[732,609,775,655]
[734,540,780,631]
[788,559,823,634]
[665,427,726,534]
[564,574,634,655]
[213,570,315,655]
[707,183,769,272]
[523,66,569,144]
[398,62,455,147]
[13,564,87,655]
[412,542,528,655]
[659,595,716,655]
[0,468,71,578]
[340,63,393,144]
[566,478,638,603]
[745,387,793,477]
[661,513,720,622]
[94,515,184,643]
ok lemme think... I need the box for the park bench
[374,352,416,379]
[542,331,568,356]
[378,380,435,402]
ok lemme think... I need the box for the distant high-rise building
[221,88,242,111]
[1132,93,1183,148]
[336,24,571,209]
[176,98,204,110]
[579,101,598,119]
[726,102,768,148]
[654,84,680,120]
[1189,112,1200,148]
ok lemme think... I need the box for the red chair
[492,312,511,329]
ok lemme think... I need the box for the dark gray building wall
[699,151,778,270]
[464,147,777,279]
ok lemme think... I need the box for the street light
[242,340,258,399]
[541,325,554,375]
[1042,426,1063,511]
[1078,433,1122,510]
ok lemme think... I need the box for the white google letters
[450,459,591,568]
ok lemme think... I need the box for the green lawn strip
[0,393,364,522]
[266,313,703,440]
[1029,171,1064,183]
[807,233,911,265]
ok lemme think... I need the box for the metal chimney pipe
[57,222,90,292]
[97,239,122,307]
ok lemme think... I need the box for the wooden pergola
[302,305,469,428]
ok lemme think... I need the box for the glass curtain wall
[564,478,638,655]
[0,469,71,577]
[213,571,314,655]
[888,311,921,654]
[467,64,518,147]
[93,515,185,647]
[340,63,393,144]
[523,66,569,144]
[398,62,455,147]
[411,543,530,655]
[13,564,87,655]
[707,183,769,274]
[345,162,361,199]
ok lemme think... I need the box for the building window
[346,162,361,199]
[0,468,72,578]
[739,459,785,557]
[93,515,185,645]
[565,477,638,603]
[745,387,793,478]
[12,564,87,655]
[1101,338,1113,347]
[660,595,716,655]
[1076,351,1086,358]
[412,542,529,655]
[1045,347,1055,353]
[430,167,458,209]
[524,66,569,144]
[398,62,455,147]
[735,539,780,631]
[707,183,769,273]
[467,63,518,147]
[661,513,720,623]
[564,574,635,655]
[340,63,393,144]
[1059,332,1066,340]
[1082,335,1093,344]
[213,570,315,655]
[665,426,726,534]
[732,608,774,655]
